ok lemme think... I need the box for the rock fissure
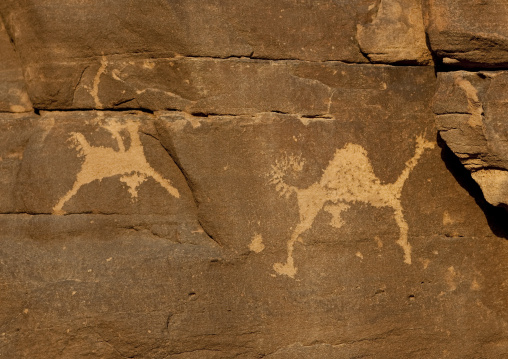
[1,2,508,358]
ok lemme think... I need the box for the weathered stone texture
[0,0,371,62]
[0,18,32,112]
[1,109,507,358]
[0,0,371,109]
[434,71,508,206]
[155,66,436,262]
[357,0,432,64]
[15,111,195,216]
[55,59,433,113]
[0,0,435,110]
[0,1,508,358]
[1,62,508,357]
[424,0,508,67]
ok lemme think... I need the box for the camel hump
[320,144,378,188]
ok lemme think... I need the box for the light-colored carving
[269,135,434,278]
[453,75,483,128]
[53,120,180,214]
[249,233,265,253]
[83,56,108,109]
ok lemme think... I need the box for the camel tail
[394,135,435,195]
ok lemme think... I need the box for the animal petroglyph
[53,120,180,214]
[82,55,108,109]
[269,135,435,278]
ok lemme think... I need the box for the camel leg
[394,135,435,195]
[273,223,307,278]
[53,180,88,215]
[274,186,327,277]
[393,206,411,264]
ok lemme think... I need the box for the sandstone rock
[10,111,197,217]
[157,111,438,275]
[0,0,399,109]
[152,64,437,273]
[0,0,372,63]
[2,109,508,358]
[434,71,508,206]
[424,0,508,67]
[0,113,37,212]
[0,18,32,112]
[15,57,435,112]
[357,0,432,64]
[1,2,508,358]
[0,214,224,358]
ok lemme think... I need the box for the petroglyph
[269,135,435,278]
[249,233,265,253]
[453,75,483,128]
[53,119,180,214]
[83,56,108,109]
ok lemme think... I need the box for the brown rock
[0,214,224,358]
[0,113,38,212]
[357,0,432,64]
[13,111,198,217]
[17,57,434,112]
[434,71,508,206]
[157,111,438,274]
[0,18,32,112]
[3,106,508,357]
[0,0,373,62]
[1,4,508,358]
[0,0,399,109]
[424,0,508,67]
[69,57,334,113]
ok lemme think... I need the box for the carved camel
[269,135,434,277]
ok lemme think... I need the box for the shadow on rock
[437,134,508,239]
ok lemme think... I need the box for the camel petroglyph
[269,135,435,278]
[53,120,180,214]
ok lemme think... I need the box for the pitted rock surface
[1,1,508,358]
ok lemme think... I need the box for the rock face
[434,71,508,207]
[0,0,436,110]
[357,0,432,64]
[424,0,508,67]
[1,2,508,359]
[0,18,31,112]
[428,0,508,208]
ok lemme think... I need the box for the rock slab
[434,70,508,207]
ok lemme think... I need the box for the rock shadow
[437,134,508,239]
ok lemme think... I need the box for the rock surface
[424,0,508,67]
[55,58,433,113]
[2,107,508,358]
[0,18,32,112]
[14,111,194,216]
[0,0,435,110]
[434,71,508,207]
[0,0,373,62]
[357,0,432,64]
[1,1,508,358]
